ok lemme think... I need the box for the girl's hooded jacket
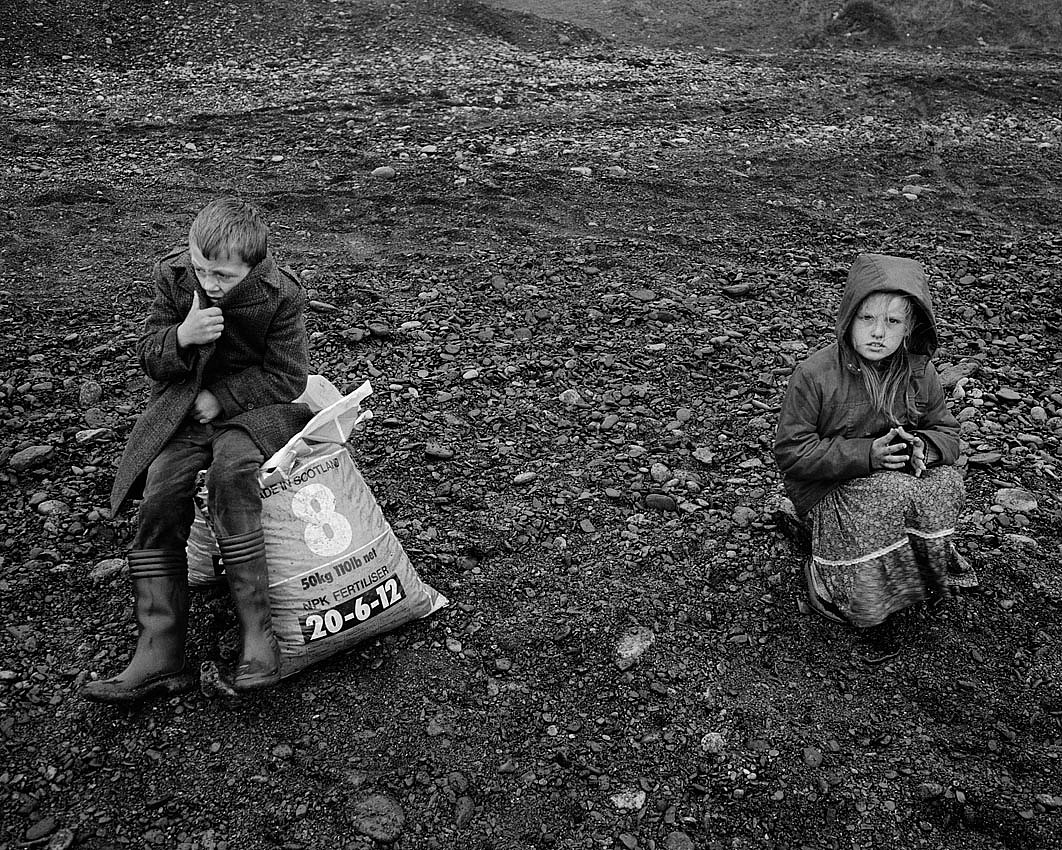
[774,253,961,517]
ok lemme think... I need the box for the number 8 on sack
[291,483,353,557]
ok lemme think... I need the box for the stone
[1004,533,1038,551]
[615,626,654,670]
[995,387,1023,403]
[75,428,112,444]
[513,472,537,485]
[424,443,454,460]
[353,794,405,844]
[610,789,646,811]
[36,500,70,516]
[79,380,103,406]
[629,288,657,302]
[90,558,125,581]
[645,493,678,512]
[700,731,726,755]
[9,444,54,471]
[25,817,57,842]
[558,388,582,405]
[454,795,474,828]
[802,746,823,768]
[650,462,671,482]
[693,447,715,465]
[938,359,980,388]
[994,488,1037,513]
[969,451,1002,466]
[664,832,695,850]
[371,165,396,180]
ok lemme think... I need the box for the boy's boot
[82,549,195,703]
[217,528,280,691]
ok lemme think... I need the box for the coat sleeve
[207,289,309,417]
[913,361,961,464]
[136,260,197,382]
[774,366,875,482]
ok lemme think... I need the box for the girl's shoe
[802,559,846,624]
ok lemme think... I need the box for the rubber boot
[217,528,280,691]
[82,549,195,703]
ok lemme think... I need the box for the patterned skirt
[807,466,965,628]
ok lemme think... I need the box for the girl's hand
[871,427,914,472]
[894,426,927,476]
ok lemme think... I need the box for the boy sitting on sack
[84,197,313,703]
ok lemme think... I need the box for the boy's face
[189,239,252,303]
[850,293,909,361]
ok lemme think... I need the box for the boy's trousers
[133,420,265,551]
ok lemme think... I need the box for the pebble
[645,493,678,512]
[558,388,582,405]
[938,359,980,388]
[25,817,57,841]
[916,782,944,799]
[692,447,715,465]
[307,299,339,313]
[424,443,454,460]
[570,166,592,177]
[79,380,103,406]
[83,408,110,428]
[610,789,646,811]
[995,388,1023,403]
[1004,533,1038,551]
[650,462,671,482]
[89,558,125,581]
[629,288,657,302]
[371,165,396,180]
[352,794,405,843]
[700,731,726,755]
[664,832,695,850]
[454,795,474,828]
[36,499,70,516]
[802,746,823,768]
[994,488,1038,513]
[615,626,654,670]
[75,428,112,444]
[513,472,537,485]
[9,444,54,471]
[969,451,1003,466]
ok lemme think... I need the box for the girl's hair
[845,292,921,425]
[189,197,268,266]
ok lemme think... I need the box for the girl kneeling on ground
[774,253,968,633]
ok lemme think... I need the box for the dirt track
[1,1,1061,848]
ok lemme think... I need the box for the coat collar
[175,251,278,308]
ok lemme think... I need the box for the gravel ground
[1,1,1061,849]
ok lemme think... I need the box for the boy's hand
[871,427,915,472]
[177,291,224,348]
[192,389,222,423]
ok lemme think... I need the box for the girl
[774,253,966,629]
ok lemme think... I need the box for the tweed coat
[110,248,313,514]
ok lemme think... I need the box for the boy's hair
[845,292,920,425]
[189,197,268,266]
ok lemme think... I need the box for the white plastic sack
[186,378,448,677]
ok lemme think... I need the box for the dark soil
[1,1,1061,849]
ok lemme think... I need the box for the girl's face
[850,293,910,361]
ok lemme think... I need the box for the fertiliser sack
[186,374,346,588]
[191,379,449,678]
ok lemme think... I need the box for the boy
[84,197,313,703]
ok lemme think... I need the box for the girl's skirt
[807,466,966,627]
